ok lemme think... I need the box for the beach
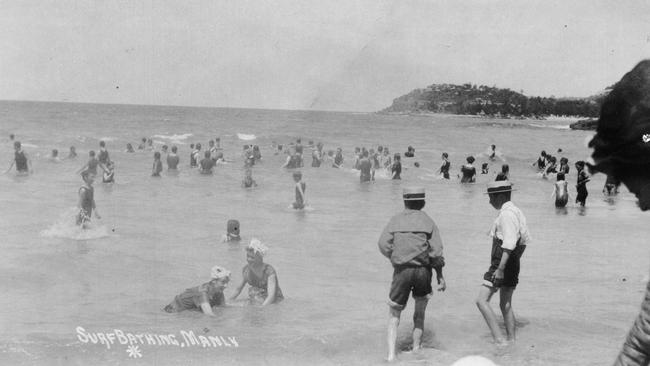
[0,100,647,365]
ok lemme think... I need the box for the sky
[1,0,649,112]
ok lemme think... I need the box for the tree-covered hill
[381,83,611,118]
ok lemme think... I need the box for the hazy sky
[1,0,649,112]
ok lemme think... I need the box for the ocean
[0,100,647,365]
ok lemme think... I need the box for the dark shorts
[576,186,588,204]
[483,245,525,288]
[388,266,432,310]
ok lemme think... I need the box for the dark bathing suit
[15,151,28,172]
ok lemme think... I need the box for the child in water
[438,152,450,179]
[533,150,547,170]
[103,161,115,183]
[230,239,284,306]
[481,162,489,174]
[199,151,215,174]
[152,152,163,177]
[163,266,230,316]
[77,171,101,228]
[68,146,77,159]
[552,172,569,208]
[391,153,402,180]
[291,171,306,209]
[241,168,257,188]
[575,161,590,206]
[125,143,135,153]
[222,219,241,242]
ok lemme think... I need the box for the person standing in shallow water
[587,59,650,365]
[575,161,589,207]
[166,145,179,170]
[230,239,284,306]
[291,171,306,209]
[5,141,33,175]
[460,156,476,183]
[151,152,163,177]
[77,171,101,228]
[378,187,446,362]
[476,181,530,345]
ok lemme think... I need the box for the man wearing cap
[163,266,230,316]
[588,60,650,365]
[378,187,446,361]
[476,180,530,345]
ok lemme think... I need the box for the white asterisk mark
[126,345,142,358]
[643,134,650,143]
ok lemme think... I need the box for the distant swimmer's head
[491,144,496,150]
[501,164,509,173]
[126,143,133,149]
[482,162,489,169]
[560,157,568,164]
[575,160,585,170]
[9,134,14,140]
[296,138,301,144]
[378,146,384,153]
[70,146,76,152]
[171,146,177,153]
[51,149,58,157]
[196,143,202,150]
[162,145,168,152]
[227,219,240,237]
[209,140,215,147]
[99,140,106,148]
[154,151,161,159]
[89,150,96,157]
[362,150,369,158]
[414,162,420,167]
[355,147,361,153]
[442,152,448,159]
[292,170,303,182]
[142,137,147,143]
[541,150,547,156]
[394,153,401,161]
[466,156,475,164]
[403,187,426,210]
[588,60,650,210]
[190,143,195,149]
[557,172,565,181]
[246,238,268,263]
[13,141,21,150]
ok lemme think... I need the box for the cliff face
[381,83,609,119]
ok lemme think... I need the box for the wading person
[378,187,446,361]
[476,181,530,345]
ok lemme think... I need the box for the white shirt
[489,201,531,251]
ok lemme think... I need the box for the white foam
[21,143,38,148]
[99,137,117,142]
[237,133,257,141]
[40,207,109,240]
[152,133,193,141]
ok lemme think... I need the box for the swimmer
[460,156,476,183]
[98,140,110,166]
[532,150,547,170]
[76,150,107,176]
[191,143,202,168]
[501,164,509,179]
[230,239,284,306]
[558,157,570,175]
[575,161,590,206]
[253,145,262,162]
[76,170,101,228]
[311,145,322,167]
[353,147,361,170]
[152,151,163,177]
[333,148,344,168]
[163,266,230,316]
[199,151,215,174]
[49,149,62,163]
[359,150,372,183]
[543,156,557,178]
[67,146,78,159]
[603,175,620,196]
[222,219,241,242]
[481,163,489,174]
[552,172,569,208]
[209,140,218,161]
[404,146,415,158]
[281,147,301,169]
[371,149,380,179]
[295,138,304,166]
[102,161,115,183]
[391,153,402,180]
[241,168,257,188]
[146,138,153,150]
[167,145,179,170]
[489,144,497,160]
[438,153,451,179]
[5,141,33,174]
[382,147,392,169]
[125,143,135,153]
[291,171,306,209]
[138,137,146,150]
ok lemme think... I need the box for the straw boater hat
[403,187,425,200]
[485,180,515,194]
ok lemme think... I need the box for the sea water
[0,101,647,365]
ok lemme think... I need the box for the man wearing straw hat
[476,181,530,345]
[378,187,446,361]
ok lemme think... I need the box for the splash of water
[40,207,109,240]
